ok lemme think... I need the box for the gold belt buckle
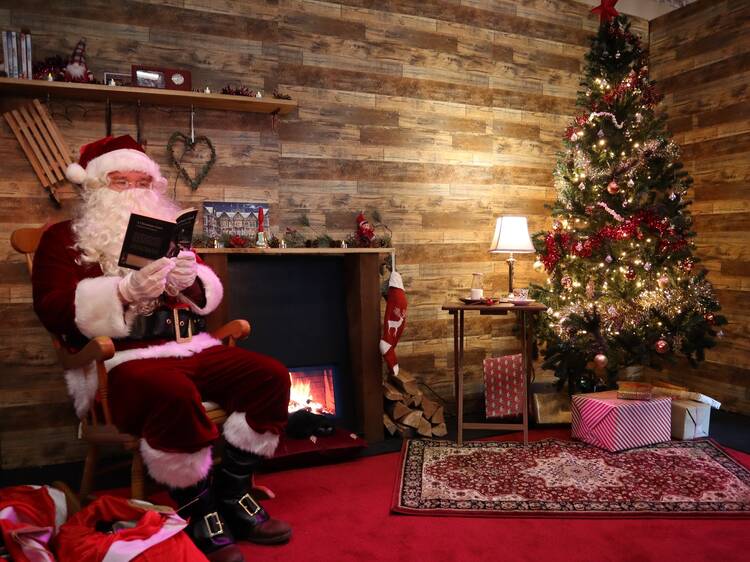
[239,493,262,517]
[173,307,193,343]
[204,512,223,537]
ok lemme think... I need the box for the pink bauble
[657,275,669,289]
[655,339,669,354]
[607,180,619,194]
[594,354,608,369]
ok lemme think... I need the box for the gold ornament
[533,260,544,273]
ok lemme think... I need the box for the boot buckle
[239,493,262,517]
[204,512,224,537]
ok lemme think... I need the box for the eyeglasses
[107,178,153,189]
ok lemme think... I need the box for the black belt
[129,307,206,342]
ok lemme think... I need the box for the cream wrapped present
[671,399,711,440]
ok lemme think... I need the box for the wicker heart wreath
[167,132,217,190]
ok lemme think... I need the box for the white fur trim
[104,332,222,372]
[389,270,404,290]
[179,263,223,315]
[102,511,186,562]
[66,162,88,184]
[223,412,280,458]
[75,276,133,338]
[379,339,392,354]
[86,149,161,184]
[140,440,212,488]
[64,364,99,419]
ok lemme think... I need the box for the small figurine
[204,86,211,94]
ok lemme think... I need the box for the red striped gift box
[571,391,671,452]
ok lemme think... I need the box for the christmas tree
[530,7,726,394]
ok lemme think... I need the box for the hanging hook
[106,97,112,136]
[190,104,195,143]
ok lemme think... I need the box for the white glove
[118,257,174,304]
[166,250,198,294]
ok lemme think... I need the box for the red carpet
[234,429,750,562]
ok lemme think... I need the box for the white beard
[72,188,180,276]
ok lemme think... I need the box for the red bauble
[704,312,715,325]
[607,180,619,194]
[625,266,636,280]
[655,339,669,354]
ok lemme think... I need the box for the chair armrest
[210,319,251,343]
[53,336,115,370]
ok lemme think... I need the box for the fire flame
[288,373,334,415]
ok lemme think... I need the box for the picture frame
[103,72,131,87]
[202,201,270,239]
[131,65,192,91]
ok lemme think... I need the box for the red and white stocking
[379,271,407,375]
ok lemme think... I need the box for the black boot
[214,444,292,545]
[170,478,245,562]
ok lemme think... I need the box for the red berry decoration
[655,339,669,354]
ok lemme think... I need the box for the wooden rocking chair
[11,226,255,502]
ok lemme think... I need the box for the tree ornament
[704,312,715,325]
[644,262,652,271]
[586,279,595,298]
[681,259,694,272]
[655,339,669,354]
[635,112,643,123]
[657,274,669,289]
[579,182,586,190]
[594,354,608,369]
[562,275,573,290]
[605,255,613,264]
[717,330,725,338]
[533,260,544,273]
[597,129,605,139]
[625,266,636,280]
[553,220,562,231]
[627,178,635,188]
[607,180,619,194]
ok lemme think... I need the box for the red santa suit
[33,136,290,490]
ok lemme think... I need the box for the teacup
[512,288,529,301]
[470,288,484,300]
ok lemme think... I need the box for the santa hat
[66,135,164,187]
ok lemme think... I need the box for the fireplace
[288,365,338,417]
[199,249,384,442]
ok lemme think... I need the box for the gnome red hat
[66,135,164,188]
[64,38,94,83]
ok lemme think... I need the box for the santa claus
[32,135,291,562]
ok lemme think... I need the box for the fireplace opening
[288,365,338,417]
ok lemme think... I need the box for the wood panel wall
[0,0,650,469]
[648,0,750,414]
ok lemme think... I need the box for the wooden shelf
[197,247,392,255]
[0,78,297,114]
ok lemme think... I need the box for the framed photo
[103,72,132,86]
[202,201,270,239]
[131,65,192,91]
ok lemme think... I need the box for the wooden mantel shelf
[197,247,391,255]
[0,77,297,114]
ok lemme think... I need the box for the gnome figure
[64,38,95,83]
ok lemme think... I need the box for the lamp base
[506,253,515,295]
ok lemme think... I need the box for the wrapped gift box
[483,354,524,418]
[671,399,711,439]
[571,391,671,452]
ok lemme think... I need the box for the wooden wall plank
[0,0,652,469]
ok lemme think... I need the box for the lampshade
[489,216,534,254]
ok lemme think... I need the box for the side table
[442,301,547,445]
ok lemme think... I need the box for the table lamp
[489,216,535,295]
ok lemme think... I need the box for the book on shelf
[118,208,198,270]
[1,29,33,78]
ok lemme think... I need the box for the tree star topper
[591,0,619,23]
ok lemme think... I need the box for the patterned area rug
[392,438,750,517]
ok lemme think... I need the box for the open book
[118,208,198,270]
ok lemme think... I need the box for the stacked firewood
[382,371,447,438]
